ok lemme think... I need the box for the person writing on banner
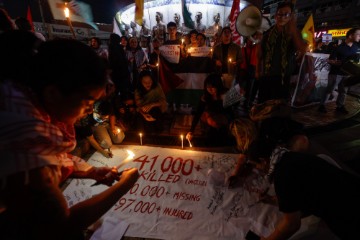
[72,100,125,159]
[212,26,242,89]
[255,132,360,239]
[318,27,360,114]
[0,32,139,239]
[256,2,307,104]
[186,73,234,146]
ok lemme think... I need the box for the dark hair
[346,28,360,39]
[221,26,231,35]
[31,39,107,96]
[197,33,206,40]
[120,35,128,42]
[203,73,225,102]
[276,1,294,12]
[94,100,112,116]
[137,70,158,96]
[167,21,177,29]
[90,37,101,46]
[189,29,198,36]
[15,17,32,31]
[109,33,121,46]
[0,8,14,31]
[0,30,38,82]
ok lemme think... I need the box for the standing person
[89,37,108,60]
[0,32,139,240]
[14,16,46,41]
[108,33,130,95]
[120,35,128,50]
[256,2,307,104]
[135,70,167,133]
[318,28,360,114]
[126,36,148,94]
[212,26,242,89]
[239,32,262,109]
[148,38,161,80]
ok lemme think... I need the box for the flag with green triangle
[181,0,194,29]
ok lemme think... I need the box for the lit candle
[181,38,184,44]
[228,58,232,63]
[139,133,143,145]
[64,7,70,18]
[180,135,184,149]
[117,128,121,134]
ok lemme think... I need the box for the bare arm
[261,211,301,240]
[86,135,112,158]
[67,168,139,229]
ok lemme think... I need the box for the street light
[64,5,76,39]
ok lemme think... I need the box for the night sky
[1,0,133,24]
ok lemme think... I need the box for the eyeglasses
[276,13,291,18]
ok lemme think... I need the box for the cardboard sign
[187,47,211,57]
[160,45,181,64]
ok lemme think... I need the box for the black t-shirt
[274,152,360,239]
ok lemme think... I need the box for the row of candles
[139,133,192,149]
[115,121,192,149]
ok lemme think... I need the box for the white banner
[187,46,211,57]
[63,145,281,239]
[33,22,111,40]
[47,0,97,29]
[160,45,181,64]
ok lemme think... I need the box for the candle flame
[64,7,70,18]
[126,150,135,160]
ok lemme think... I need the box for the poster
[291,53,331,107]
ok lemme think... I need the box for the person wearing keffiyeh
[0,31,139,240]
[256,2,307,104]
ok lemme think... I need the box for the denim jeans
[320,74,348,107]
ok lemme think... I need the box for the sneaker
[335,106,349,114]
[318,105,327,113]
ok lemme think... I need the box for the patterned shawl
[264,26,291,84]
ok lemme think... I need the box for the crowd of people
[1,2,360,239]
